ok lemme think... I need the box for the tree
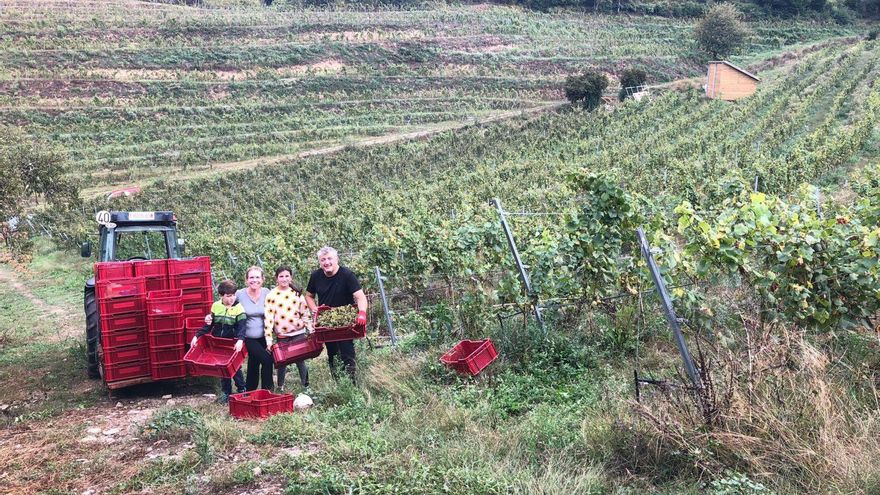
[564,70,608,110]
[618,67,648,101]
[694,3,750,59]
[0,127,80,257]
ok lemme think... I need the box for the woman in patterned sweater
[264,265,312,392]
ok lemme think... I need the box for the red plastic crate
[185,316,205,330]
[148,327,184,348]
[184,335,247,378]
[313,306,366,343]
[272,336,323,368]
[228,390,292,419]
[150,344,185,364]
[102,344,149,365]
[171,272,212,291]
[96,277,146,300]
[183,302,212,319]
[98,295,144,316]
[104,359,150,382]
[151,362,187,380]
[440,339,498,376]
[168,257,211,275]
[132,259,168,277]
[146,289,183,315]
[101,328,147,349]
[147,313,184,332]
[184,316,205,343]
[100,311,146,334]
[180,287,213,305]
[143,276,168,294]
[94,261,133,281]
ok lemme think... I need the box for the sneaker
[217,394,229,405]
[276,385,285,393]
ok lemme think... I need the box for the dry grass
[636,327,880,494]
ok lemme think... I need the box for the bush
[694,3,750,59]
[564,70,608,110]
[618,68,648,101]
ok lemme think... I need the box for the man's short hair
[317,246,338,260]
[217,279,237,296]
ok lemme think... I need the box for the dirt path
[81,102,565,199]
[0,264,70,328]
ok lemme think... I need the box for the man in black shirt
[305,246,368,383]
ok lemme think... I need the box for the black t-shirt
[306,266,361,307]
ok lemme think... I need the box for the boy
[191,279,247,403]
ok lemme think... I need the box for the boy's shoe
[276,385,285,393]
[217,394,229,405]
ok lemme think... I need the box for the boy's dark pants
[220,368,246,396]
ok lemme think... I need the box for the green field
[0,0,858,190]
[2,1,880,494]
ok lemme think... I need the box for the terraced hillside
[0,0,857,190]
[57,40,878,298]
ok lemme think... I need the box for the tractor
[81,211,187,384]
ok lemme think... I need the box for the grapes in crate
[316,306,358,327]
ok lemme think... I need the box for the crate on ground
[168,257,211,275]
[98,295,144,316]
[272,336,323,368]
[180,287,213,306]
[151,362,187,380]
[146,289,183,315]
[103,359,150,382]
[101,328,147,350]
[228,390,292,420]
[313,305,366,343]
[100,311,146,334]
[440,339,498,376]
[184,335,247,378]
[150,345,185,364]
[148,327,184,348]
[171,272,212,291]
[102,344,149,365]
[96,277,146,300]
[94,261,133,281]
[147,312,184,333]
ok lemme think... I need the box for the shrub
[618,68,648,101]
[694,3,750,59]
[564,70,608,110]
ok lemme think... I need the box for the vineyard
[3,1,880,494]
[0,0,858,190]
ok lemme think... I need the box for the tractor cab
[82,211,184,262]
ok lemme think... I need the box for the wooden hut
[705,61,759,101]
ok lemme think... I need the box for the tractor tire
[84,281,101,379]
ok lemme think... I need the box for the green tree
[618,67,648,101]
[564,70,608,110]
[694,3,750,59]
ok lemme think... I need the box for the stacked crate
[95,262,151,383]
[95,256,215,386]
[146,289,186,380]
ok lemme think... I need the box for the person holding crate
[191,279,246,403]
[305,246,368,383]
[235,266,275,391]
[264,265,312,392]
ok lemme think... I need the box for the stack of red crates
[95,256,214,386]
[95,261,150,382]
